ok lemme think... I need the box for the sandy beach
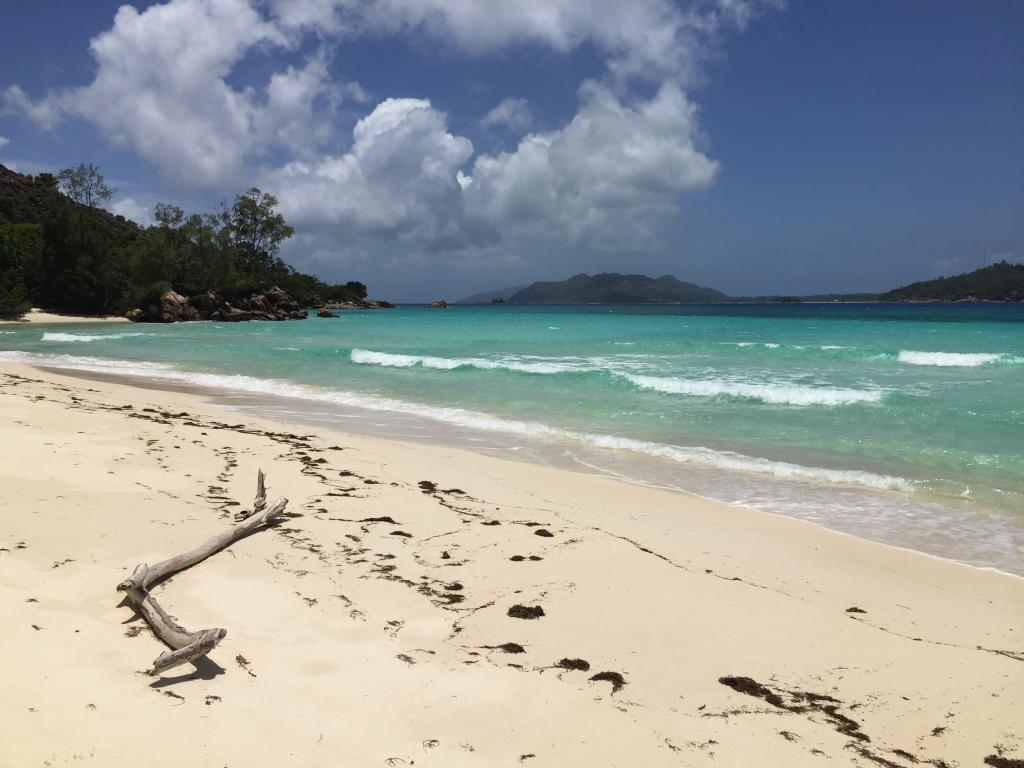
[1,362,1022,768]
[0,309,130,325]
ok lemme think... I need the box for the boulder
[429,299,449,309]
[317,307,338,318]
[158,290,198,323]
[127,286,310,323]
[189,291,219,313]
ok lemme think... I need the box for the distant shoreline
[0,308,130,325]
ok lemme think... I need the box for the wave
[353,349,885,407]
[42,332,153,343]
[350,348,583,375]
[721,342,1023,368]
[0,349,912,492]
[624,374,883,406]
[896,350,1012,367]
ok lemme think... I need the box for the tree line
[0,163,366,317]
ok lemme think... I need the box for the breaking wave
[42,332,153,343]
[896,351,1012,367]
[352,349,884,406]
[623,374,883,406]
[0,349,912,493]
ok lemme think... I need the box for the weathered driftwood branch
[236,469,267,522]
[117,471,288,676]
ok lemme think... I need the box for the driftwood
[117,471,287,676]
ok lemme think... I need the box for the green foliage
[0,163,370,316]
[227,188,295,274]
[881,262,1024,302]
[0,223,41,317]
[56,163,115,208]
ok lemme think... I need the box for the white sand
[0,308,129,325]
[1,363,1021,767]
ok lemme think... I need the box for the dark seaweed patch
[508,604,545,620]
[557,658,591,672]
[589,671,626,693]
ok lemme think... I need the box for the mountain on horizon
[457,285,528,304]
[507,273,728,304]
[880,261,1024,302]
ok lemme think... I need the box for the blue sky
[1,0,1021,301]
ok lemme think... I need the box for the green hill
[880,262,1024,302]
[457,284,528,304]
[0,163,369,318]
[508,273,727,304]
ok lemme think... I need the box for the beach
[0,309,130,325]
[1,362,1021,768]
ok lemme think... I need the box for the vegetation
[880,262,1024,302]
[0,162,367,318]
[508,273,727,304]
[57,162,114,209]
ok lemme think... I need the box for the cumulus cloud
[272,0,778,85]
[465,82,717,248]
[0,136,8,150]
[264,98,479,249]
[2,0,776,260]
[266,81,716,252]
[481,98,533,132]
[2,0,363,186]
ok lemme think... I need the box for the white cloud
[481,98,533,132]
[268,81,717,252]
[0,136,8,150]
[273,0,778,85]
[109,197,154,227]
[465,81,718,248]
[265,98,479,249]
[1,0,362,186]
[2,0,776,260]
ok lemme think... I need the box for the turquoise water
[3,303,1023,573]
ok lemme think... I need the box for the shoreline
[0,308,130,325]
[3,344,1018,577]
[2,362,1023,767]
[39,363,1024,583]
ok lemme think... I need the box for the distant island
[503,273,727,304]
[458,285,529,304]
[0,163,377,320]
[878,261,1024,303]
[459,264,1024,305]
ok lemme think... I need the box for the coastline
[0,308,130,325]
[5,344,1020,577]
[2,362,1022,767]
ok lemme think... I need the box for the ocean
[3,302,1022,575]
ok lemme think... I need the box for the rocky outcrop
[429,299,448,309]
[127,287,307,323]
[317,307,338,318]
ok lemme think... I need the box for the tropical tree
[227,188,294,274]
[56,162,114,208]
[0,223,42,317]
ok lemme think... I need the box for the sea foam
[352,348,884,406]
[897,350,1006,367]
[624,374,883,406]
[350,348,582,375]
[42,332,153,343]
[0,350,912,493]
